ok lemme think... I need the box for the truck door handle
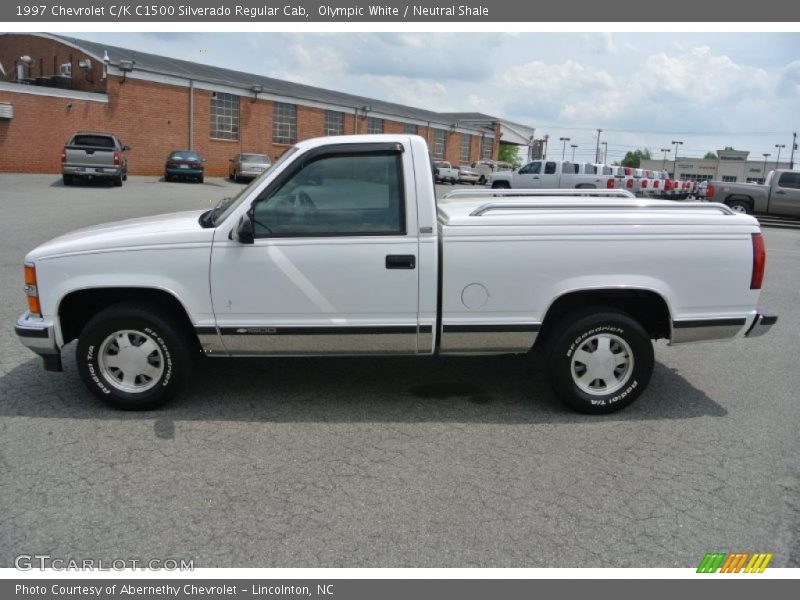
[775,190,786,195]
[386,255,416,269]
[533,176,539,179]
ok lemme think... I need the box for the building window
[404,123,417,135]
[324,110,344,136]
[366,117,384,134]
[481,136,493,159]
[460,134,472,163]
[432,129,446,159]
[210,92,239,140]
[273,102,297,145]
[722,175,737,182]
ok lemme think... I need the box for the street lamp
[790,132,797,170]
[594,129,603,162]
[559,137,571,161]
[775,144,786,169]
[602,141,608,164]
[570,144,578,161]
[762,153,771,180]
[671,140,683,179]
[660,148,671,170]
[543,134,550,159]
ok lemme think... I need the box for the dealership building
[0,33,514,177]
[640,148,793,184]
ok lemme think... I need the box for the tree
[620,149,652,168]
[498,143,522,168]
[703,151,717,160]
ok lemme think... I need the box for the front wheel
[478,175,486,185]
[546,310,654,414]
[77,304,192,410]
[491,181,511,189]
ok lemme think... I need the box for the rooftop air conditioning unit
[60,63,72,77]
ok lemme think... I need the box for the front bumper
[745,310,778,338]
[14,312,62,371]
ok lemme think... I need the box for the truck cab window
[251,152,405,237]
[778,172,800,189]
[545,162,557,174]
[519,162,541,175]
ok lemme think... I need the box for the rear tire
[478,175,486,185]
[62,174,73,186]
[492,181,511,189]
[76,304,192,410]
[546,309,654,414]
[197,175,204,184]
[727,199,753,214]
[112,175,123,187]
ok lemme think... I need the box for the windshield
[170,151,201,161]
[241,154,270,163]
[212,146,299,225]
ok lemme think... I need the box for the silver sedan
[229,153,271,182]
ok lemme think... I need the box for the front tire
[492,181,511,189]
[546,309,654,414]
[77,304,192,410]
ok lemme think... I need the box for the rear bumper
[63,165,123,177]
[14,312,62,371]
[744,310,778,338]
[166,167,203,177]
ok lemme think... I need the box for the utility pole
[671,140,683,179]
[762,153,771,181]
[602,141,608,164]
[560,137,570,161]
[543,134,549,159]
[595,129,603,163]
[570,144,578,161]
[775,144,786,169]
[660,148,671,170]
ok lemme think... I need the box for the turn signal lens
[27,296,41,316]
[24,264,37,285]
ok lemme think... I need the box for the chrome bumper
[14,312,63,371]
[745,310,778,339]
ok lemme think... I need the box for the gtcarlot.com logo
[696,552,773,573]
[14,554,194,571]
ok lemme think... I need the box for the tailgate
[64,146,117,169]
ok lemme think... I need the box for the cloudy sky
[76,32,800,164]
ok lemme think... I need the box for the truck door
[770,172,800,217]
[541,161,559,188]
[208,142,421,355]
[513,161,543,188]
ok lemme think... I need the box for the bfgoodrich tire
[547,309,654,414]
[77,304,192,410]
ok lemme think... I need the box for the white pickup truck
[15,135,776,414]
[488,159,613,190]
[434,161,459,185]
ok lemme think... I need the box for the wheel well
[536,289,671,348]
[58,288,197,346]
[724,195,754,207]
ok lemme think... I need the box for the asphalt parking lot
[0,174,798,568]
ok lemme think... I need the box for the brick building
[0,33,504,177]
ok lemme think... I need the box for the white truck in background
[434,161,460,185]
[488,159,614,190]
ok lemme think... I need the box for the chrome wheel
[98,330,164,393]
[729,203,748,213]
[571,333,634,396]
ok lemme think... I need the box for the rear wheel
[546,309,654,414]
[77,304,192,410]
[727,199,752,214]
[492,181,511,189]
[478,175,486,185]
[197,175,204,184]
[62,174,73,186]
[112,174,123,187]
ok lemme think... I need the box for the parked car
[61,132,129,187]
[457,166,480,185]
[695,181,709,200]
[705,170,800,216]
[471,160,514,185]
[14,134,776,414]
[489,159,613,190]
[229,153,271,182]
[434,161,459,184]
[165,150,204,183]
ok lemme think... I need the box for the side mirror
[234,214,255,244]
[122,145,131,152]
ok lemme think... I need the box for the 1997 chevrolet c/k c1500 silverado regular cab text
[15,135,777,414]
